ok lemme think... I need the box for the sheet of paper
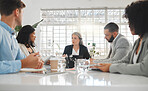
[20,68,46,72]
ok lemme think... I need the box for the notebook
[20,68,47,72]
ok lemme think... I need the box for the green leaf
[15,26,22,33]
[92,43,96,46]
[32,19,44,28]
[94,51,96,53]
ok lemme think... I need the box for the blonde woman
[63,32,90,68]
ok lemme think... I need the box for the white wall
[21,0,136,51]
[0,0,136,52]
[22,0,136,25]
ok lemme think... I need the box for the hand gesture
[21,52,44,69]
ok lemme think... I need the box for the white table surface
[0,69,148,91]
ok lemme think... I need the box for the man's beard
[108,35,114,43]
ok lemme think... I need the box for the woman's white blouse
[72,48,79,55]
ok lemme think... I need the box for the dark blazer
[63,45,90,68]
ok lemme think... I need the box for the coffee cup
[50,58,58,72]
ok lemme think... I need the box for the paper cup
[50,59,58,72]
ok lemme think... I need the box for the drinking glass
[57,57,66,72]
[75,59,90,74]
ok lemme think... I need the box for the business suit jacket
[110,33,148,77]
[63,45,90,68]
[95,34,132,63]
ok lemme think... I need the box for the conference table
[0,68,148,91]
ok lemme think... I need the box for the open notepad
[20,68,47,72]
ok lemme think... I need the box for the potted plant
[14,19,44,34]
[88,43,96,58]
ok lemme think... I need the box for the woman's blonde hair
[72,32,83,45]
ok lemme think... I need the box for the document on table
[20,68,47,72]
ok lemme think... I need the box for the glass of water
[75,59,90,74]
[57,57,66,72]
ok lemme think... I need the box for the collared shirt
[133,40,142,64]
[110,33,119,50]
[72,48,79,55]
[113,33,119,43]
[0,21,26,74]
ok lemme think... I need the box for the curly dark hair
[16,25,35,48]
[124,0,148,37]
